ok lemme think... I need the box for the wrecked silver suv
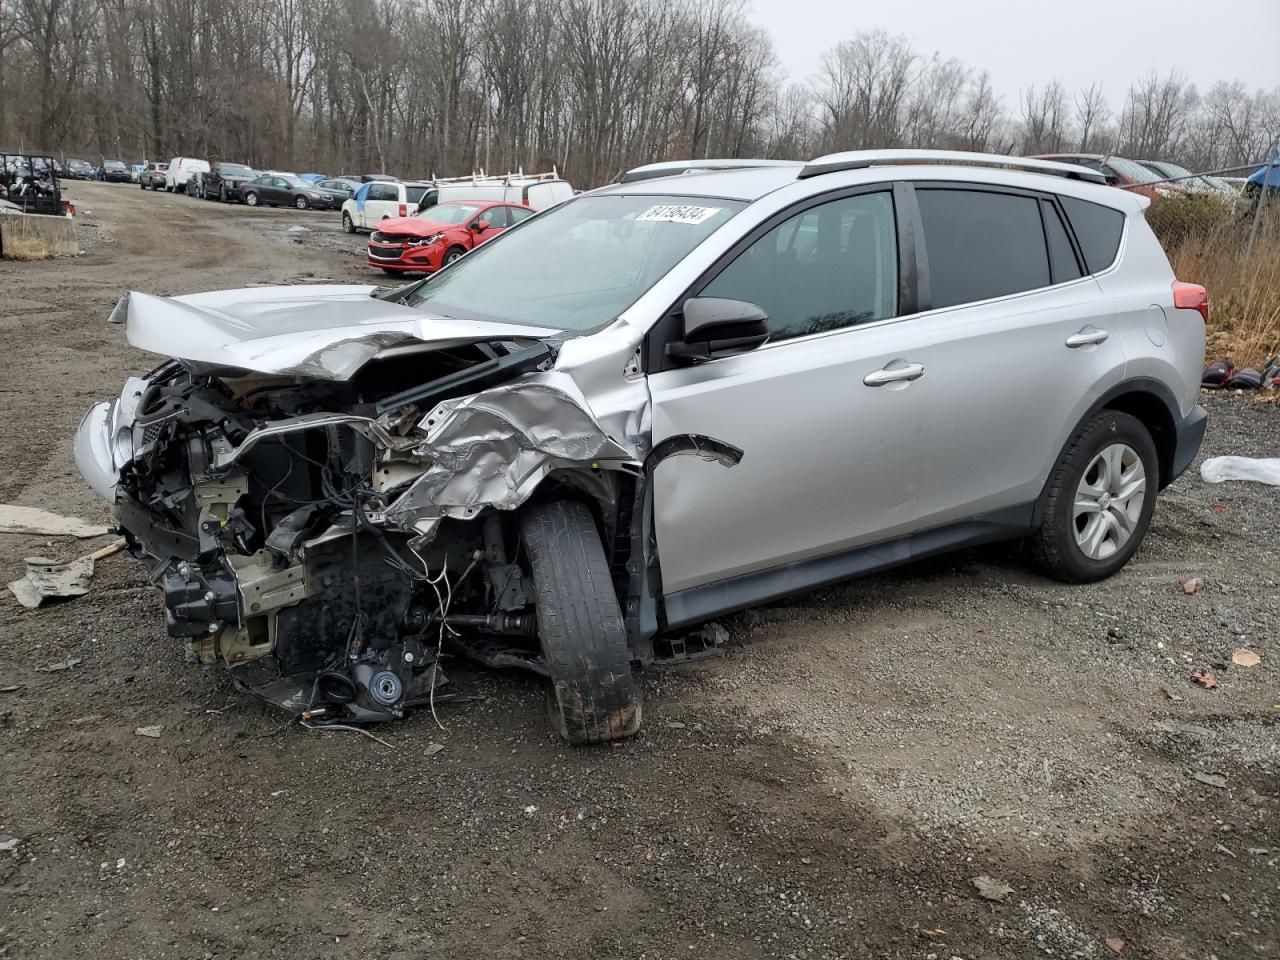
[76,152,1208,744]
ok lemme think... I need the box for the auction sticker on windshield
[636,204,723,225]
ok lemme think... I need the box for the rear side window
[917,188,1049,308]
[368,183,397,201]
[1041,200,1083,283]
[1059,197,1125,274]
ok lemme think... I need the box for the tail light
[398,203,407,217]
[1172,281,1209,323]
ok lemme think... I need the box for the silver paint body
[76,155,1204,604]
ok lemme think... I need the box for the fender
[1030,376,1186,529]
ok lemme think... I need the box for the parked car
[185,171,209,199]
[76,150,1208,744]
[1136,160,1238,204]
[139,162,169,190]
[100,160,132,183]
[129,163,145,182]
[63,159,95,180]
[340,173,400,182]
[367,200,536,275]
[311,177,361,208]
[203,162,256,203]
[413,173,574,213]
[239,172,331,209]
[1030,154,1187,202]
[295,173,327,184]
[1245,155,1280,196]
[167,157,210,193]
[341,180,434,232]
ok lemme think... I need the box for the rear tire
[1030,410,1158,583]
[520,501,641,745]
[342,212,355,233]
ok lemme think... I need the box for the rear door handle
[863,362,925,386]
[1065,328,1109,348]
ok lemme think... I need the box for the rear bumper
[1167,404,1208,486]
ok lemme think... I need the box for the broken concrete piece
[0,504,109,539]
[972,875,1013,901]
[134,725,163,738]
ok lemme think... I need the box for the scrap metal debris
[34,657,82,673]
[8,538,126,608]
[1192,771,1228,789]
[0,504,110,538]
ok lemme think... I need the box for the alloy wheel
[1073,442,1146,560]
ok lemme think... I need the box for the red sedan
[367,200,536,275]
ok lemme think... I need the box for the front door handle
[863,362,925,387]
[1065,328,1109,348]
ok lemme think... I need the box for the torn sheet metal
[114,287,552,380]
[8,539,126,608]
[0,504,111,539]
[383,373,642,534]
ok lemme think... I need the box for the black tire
[139,181,145,190]
[520,501,641,745]
[443,246,466,266]
[294,195,308,210]
[342,212,355,234]
[244,192,258,207]
[1030,410,1158,583]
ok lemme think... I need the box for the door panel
[649,326,934,593]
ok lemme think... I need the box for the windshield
[104,161,125,171]
[1108,157,1160,184]
[406,193,744,330]
[418,203,482,225]
[221,164,253,177]
[280,175,312,189]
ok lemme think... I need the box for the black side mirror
[666,297,770,362]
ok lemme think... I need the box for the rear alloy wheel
[244,192,259,207]
[520,501,642,745]
[342,212,355,234]
[1030,411,1157,583]
[294,195,308,210]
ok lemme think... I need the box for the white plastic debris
[1200,456,1280,486]
[0,504,110,538]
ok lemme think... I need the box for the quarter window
[700,191,899,342]
[916,188,1050,308]
[1059,196,1125,274]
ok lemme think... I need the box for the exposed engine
[105,344,628,724]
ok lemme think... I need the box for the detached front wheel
[520,500,641,745]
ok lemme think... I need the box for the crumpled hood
[112,285,553,381]
[375,216,453,237]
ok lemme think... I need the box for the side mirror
[666,297,769,363]
[474,219,491,231]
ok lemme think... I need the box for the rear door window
[916,188,1050,308]
[1059,196,1125,274]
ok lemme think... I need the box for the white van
[167,157,210,192]
[418,173,575,213]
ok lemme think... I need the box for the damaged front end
[76,286,643,726]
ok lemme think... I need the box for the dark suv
[204,162,256,203]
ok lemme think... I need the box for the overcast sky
[751,0,1280,104]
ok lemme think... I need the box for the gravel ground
[1,183,1277,959]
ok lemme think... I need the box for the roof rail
[617,158,801,183]
[798,149,1109,185]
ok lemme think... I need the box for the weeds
[1155,198,1280,367]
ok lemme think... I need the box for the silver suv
[76,150,1207,744]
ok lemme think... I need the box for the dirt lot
[1,182,1277,959]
